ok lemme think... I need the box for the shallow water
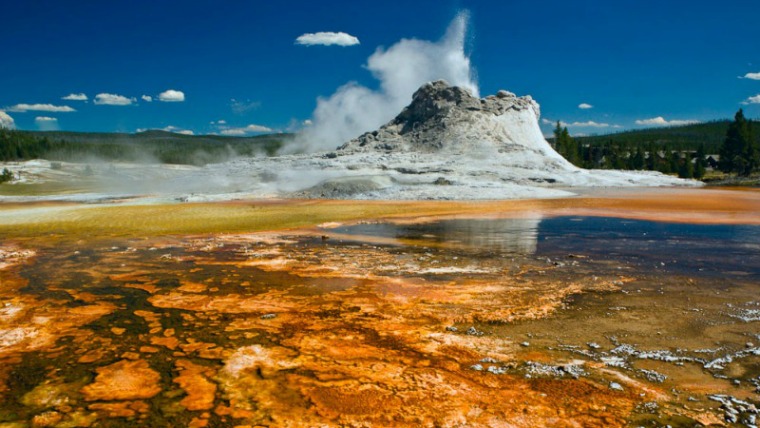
[335,216,760,279]
[1,204,760,426]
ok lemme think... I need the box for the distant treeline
[549,119,760,178]
[0,129,290,165]
[574,120,739,152]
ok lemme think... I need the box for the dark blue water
[330,216,760,279]
[538,216,760,278]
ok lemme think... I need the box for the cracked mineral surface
[0,189,758,427]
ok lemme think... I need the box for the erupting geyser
[290,12,479,153]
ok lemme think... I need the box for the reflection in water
[335,216,760,279]
[332,217,541,254]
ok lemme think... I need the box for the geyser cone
[339,80,572,169]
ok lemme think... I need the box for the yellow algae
[0,188,758,242]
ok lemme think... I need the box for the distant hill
[0,129,293,165]
[570,120,759,153]
[545,118,760,176]
[24,130,286,146]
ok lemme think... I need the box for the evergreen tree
[719,109,752,175]
[669,150,680,173]
[560,127,570,158]
[693,144,706,179]
[693,157,706,179]
[553,121,563,150]
[742,118,758,175]
[611,151,625,169]
[645,143,657,170]
[631,147,645,170]
[678,155,694,178]
[551,123,582,166]
[561,127,581,165]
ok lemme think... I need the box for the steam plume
[289,11,478,153]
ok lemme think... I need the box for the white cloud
[62,93,88,101]
[35,116,59,131]
[302,119,313,126]
[740,72,760,80]
[141,95,153,102]
[217,119,226,124]
[94,93,136,106]
[295,31,360,47]
[7,103,76,113]
[742,94,760,105]
[543,118,615,128]
[165,125,193,135]
[0,111,15,129]
[578,103,593,109]
[635,116,700,126]
[566,120,612,128]
[219,124,273,136]
[158,89,185,102]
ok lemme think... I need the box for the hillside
[572,120,760,153]
[545,119,760,177]
[0,130,292,165]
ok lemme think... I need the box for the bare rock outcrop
[338,80,562,165]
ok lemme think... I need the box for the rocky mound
[338,80,571,168]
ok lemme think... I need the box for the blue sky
[1,0,759,138]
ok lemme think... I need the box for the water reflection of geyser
[337,217,541,254]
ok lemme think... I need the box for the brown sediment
[139,236,640,426]
[150,336,181,350]
[546,187,760,225]
[174,359,217,411]
[88,400,151,418]
[0,298,115,359]
[0,188,758,426]
[80,359,161,401]
[30,410,64,426]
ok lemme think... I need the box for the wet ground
[0,189,759,427]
